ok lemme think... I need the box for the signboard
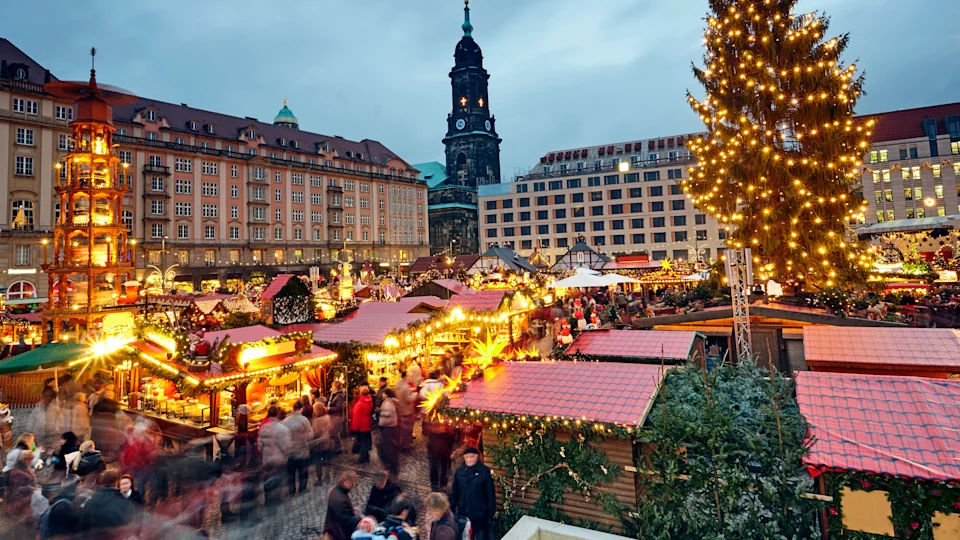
[102,312,135,339]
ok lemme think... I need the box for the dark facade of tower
[428,1,501,255]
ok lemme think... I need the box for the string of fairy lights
[681,1,876,287]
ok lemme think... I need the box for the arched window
[11,200,34,231]
[122,211,133,231]
[54,202,61,224]
[6,281,36,300]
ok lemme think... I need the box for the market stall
[119,323,336,442]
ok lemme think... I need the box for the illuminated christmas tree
[683,0,874,289]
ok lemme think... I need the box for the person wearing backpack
[39,475,81,539]
[425,492,461,540]
[449,447,494,540]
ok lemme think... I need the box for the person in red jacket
[350,386,374,464]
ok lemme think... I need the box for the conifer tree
[683,0,875,289]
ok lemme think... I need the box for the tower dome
[273,98,299,129]
[454,0,483,69]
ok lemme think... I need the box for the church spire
[462,0,473,37]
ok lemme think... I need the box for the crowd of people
[1,362,497,540]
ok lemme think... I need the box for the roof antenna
[90,47,96,76]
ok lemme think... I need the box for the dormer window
[345,150,353,158]
[206,124,215,134]
[14,67,27,81]
[189,121,198,131]
[146,110,157,121]
[357,152,364,160]
[279,138,287,146]
[246,129,256,139]
[292,141,299,149]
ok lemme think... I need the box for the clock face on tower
[484,120,491,131]
[456,119,466,130]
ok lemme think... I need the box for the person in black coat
[79,471,135,534]
[324,470,361,540]
[51,431,80,471]
[365,471,401,522]
[449,447,496,540]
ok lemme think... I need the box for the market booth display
[0,342,92,407]
[803,326,960,378]
[125,323,335,442]
[442,361,668,534]
[796,371,960,538]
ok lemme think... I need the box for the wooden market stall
[443,362,669,534]
[123,324,335,444]
[796,371,960,538]
[0,342,91,408]
[562,329,706,365]
[308,290,534,384]
[803,326,960,379]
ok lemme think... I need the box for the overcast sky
[7,0,958,179]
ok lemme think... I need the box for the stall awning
[0,342,89,375]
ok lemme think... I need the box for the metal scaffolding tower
[725,248,753,362]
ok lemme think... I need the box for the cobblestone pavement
[207,423,436,539]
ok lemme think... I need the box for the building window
[631,218,644,228]
[150,224,165,238]
[202,204,218,218]
[274,228,283,241]
[122,211,133,230]
[632,233,645,244]
[151,177,164,191]
[204,226,216,240]
[230,226,240,240]
[592,221,605,231]
[653,233,666,243]
[651,201,664,212]
[15,128,34,146]
[231,185,239,199]
[175,179,192,194]
[175,202,192,216]
[14,245,30,266]
[275,171,282,183]
[253,188,265,201]
[231,206,239,219]
[674,231,688,242]
[652,217,665,228]
[202,182,218,197]
[58,134,70,151]
[55,105,73,120]
[592,236,606,246]
[151,200,164,215]
[14,156,33,176]
[175,158,192,172]
[869,149,888,163]
[177,224,190,239]
[644,171,660,181]
[673,215,687,226]
[6,281,36,300]
[11,200,34,230]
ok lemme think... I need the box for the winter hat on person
[464,447,480,456]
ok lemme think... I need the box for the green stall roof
[0,342,90,375]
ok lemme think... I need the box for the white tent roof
[601,274,640,285]
[549,272,610,288]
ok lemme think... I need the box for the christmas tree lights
[683,0,875,289]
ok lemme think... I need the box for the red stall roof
[308,297,445,345]
[261,274,295,300]
[796,371,960,481]
[567,330,699,361]
[446,290,508,312]
[449,362,667,426]
[803,327,960,376]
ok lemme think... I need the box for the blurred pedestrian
[377,388,400,478]
[118,474,144,505]
[424,415,455,492]
[39,474,81,539]
[323,470,361,540]
[72,440,106,477]
[283,400,312,495]
[50,431,80,472]
[381,496,419,540]
[79,471,135,534]
[350,386,373,464]
[258,405,291,513]
[311,401,332,486]
[327,380,346,454]
[59,390,90,442]
[4,432,40,472]
[394,372,416,450]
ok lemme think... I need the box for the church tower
[443,0,502,187]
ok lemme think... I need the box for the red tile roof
[446,290,508,312]
[408,255,479,274]
[308,297,444,345]
[202,324,279,346]
[858,102,960,143]
[568,330,698,361]
[431,279,475,296]
[260,274,295,300]
[803,327,960,372]
[448,362,666,425]
[795,371,960,481]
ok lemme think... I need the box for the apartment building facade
[858,102,960,225]
[479,134,726,265]
[0,39,428,299]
